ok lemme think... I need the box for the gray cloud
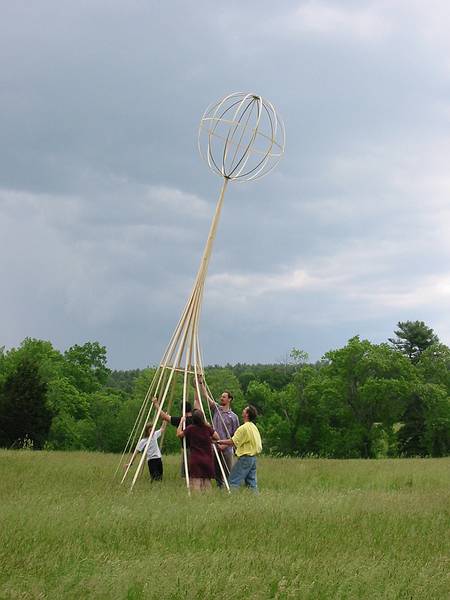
[1,1,449,367]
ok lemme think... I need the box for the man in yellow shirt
[216,405,262,492]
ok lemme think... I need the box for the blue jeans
[228,455,257,492]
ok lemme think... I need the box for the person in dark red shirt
[176,409,219,491]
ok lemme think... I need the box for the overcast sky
[1,1,450,369]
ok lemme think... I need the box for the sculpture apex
[198,92,285,183]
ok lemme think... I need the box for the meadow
[0,451,449,600]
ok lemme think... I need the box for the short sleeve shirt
[232,422,262,457]
[211,404,240,441]
[170,415,193,428]
[137,429,162,460]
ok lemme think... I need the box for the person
[196,377,240,487]
[126,421,165,482]
[152,397,194,429]
[176,409,219,492]
[216,405,262,492]
[152,397,194,477]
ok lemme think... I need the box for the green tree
[45,378,91,449]
[416,343,450,394]
[324,337,413,457]
[289,348,309,367]
[132,368,157,402]
[256,366,291,390]
[398,383,450,456]
[245,380,273,416]
[46,377,90,419]
[0,357,51,448]
[63,342,110,393]
[389,321,439,363]
[0,346,6,386]
[262,365,321,456]
[1,338,64,384]
[85,390,124,452]
[106,369,142,394]
[236,370,257,393]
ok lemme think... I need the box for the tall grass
[1,451,449,599]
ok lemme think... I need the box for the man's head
[219,390,233,408]
[181,402,193,415]
[242,405,258,422]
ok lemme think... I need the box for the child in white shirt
[130,422,165,482]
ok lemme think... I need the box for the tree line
[1,321,449,457]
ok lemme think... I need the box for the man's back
[232,421,262,457]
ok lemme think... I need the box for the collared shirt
[232,422,262,457]
[211,403,240,450]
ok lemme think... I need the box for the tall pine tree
[0,357,51,449]
[389,320,438,363]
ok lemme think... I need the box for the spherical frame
[198,92,285,182]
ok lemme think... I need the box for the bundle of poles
[117,180,231,494]
[118,92,285,494]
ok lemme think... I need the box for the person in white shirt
[127,422,165,482]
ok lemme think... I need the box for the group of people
[130,377,262,492]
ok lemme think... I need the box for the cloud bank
[1,1,449,367]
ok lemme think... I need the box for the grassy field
[0,451,449,600]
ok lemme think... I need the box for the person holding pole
[216,405,262,492]
[125,421,166,482]
[152,397,194,429]
[176,409,219,492]
[152,396,194,477]
[194,376,239,488]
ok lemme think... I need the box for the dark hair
[192,409,206,427]
[245,405,258,422]
[181,402,193,414]
[223,390,233,402]
[144,422,153,437]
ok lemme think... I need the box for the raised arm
[195,375,217,409]
[176,416,186,439]
[152,397,171,423]
[192,377,202,411]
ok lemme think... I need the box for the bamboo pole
[129,265,205,491]
[121,177,230,493]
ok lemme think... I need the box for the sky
[1,0,450,369]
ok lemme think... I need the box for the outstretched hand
[191,374,204,387]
